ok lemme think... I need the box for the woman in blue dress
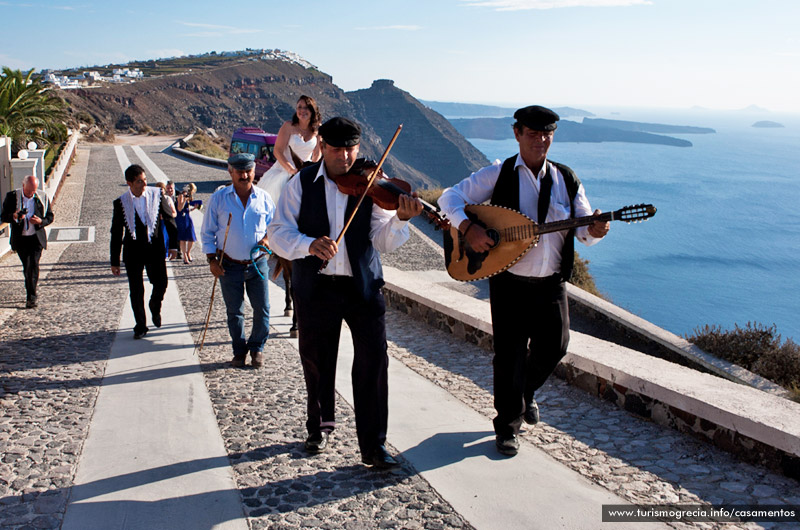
[175,183,201,263]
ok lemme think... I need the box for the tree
[0,67,68,152]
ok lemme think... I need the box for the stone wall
[383,286,800,480]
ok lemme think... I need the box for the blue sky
[2,0,799,112]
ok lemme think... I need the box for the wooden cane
[195,213,232,354]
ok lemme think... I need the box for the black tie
[537,168,552,225]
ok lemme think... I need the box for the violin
[334,158,450,231]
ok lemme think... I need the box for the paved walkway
[1,139,798,530]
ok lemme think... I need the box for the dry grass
[687,322,800,400]
[185,131,228,160]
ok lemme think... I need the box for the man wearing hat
[269,117,423,468]
[201,152,275,368]
[439,105,610,457]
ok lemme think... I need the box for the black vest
[490,156,581,281]
[292,161,384,301]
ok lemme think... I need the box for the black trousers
[125,257,168,334]
[16,235,43,301]
[489,272,570,438]
[294,275,389,455]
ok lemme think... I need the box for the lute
[444,203,656,282]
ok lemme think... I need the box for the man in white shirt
[269,117,423,468]
[110,165,177,339]
[439,105,610,457]
[1,175,54,308]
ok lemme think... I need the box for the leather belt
[504,272,561,284]
[318,274,353,282]
[222,253,266,265]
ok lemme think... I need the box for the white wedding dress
[257,133,318,204]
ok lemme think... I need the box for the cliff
[347,80,489,188]
[57,59,465,188]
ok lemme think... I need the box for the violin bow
[320,124,403,270]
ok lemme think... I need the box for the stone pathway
[1,139,798,530]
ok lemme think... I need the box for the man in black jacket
[110,164,177,339]
[1,175,55,308]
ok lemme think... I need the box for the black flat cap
[514,105,560,131]
[319,117,361,147]
[228,152,255,170]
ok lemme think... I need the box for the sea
[460,107,800,344]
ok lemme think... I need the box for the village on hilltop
[41,48,315,90]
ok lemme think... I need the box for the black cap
[228,153,255,170]
[514,105,560,131]
[319,117,361,147]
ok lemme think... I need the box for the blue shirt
[201,184,275,261]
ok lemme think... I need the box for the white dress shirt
[438,155,601,278]
[21,194,36,236]
[268,162,411,276]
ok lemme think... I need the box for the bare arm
[273,121,297,175]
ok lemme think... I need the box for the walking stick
[195,213,232,355]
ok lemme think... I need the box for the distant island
[448,117,696,147]
[421,100,594,119]
[752,121,784,128]
[582,118,715,134]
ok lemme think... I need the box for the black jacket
[110,190,177,267]
[1,189,54,251]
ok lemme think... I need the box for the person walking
[439,105,610,457]
[268,117,423,468]
[1,175,54,308]
[200,153,275,368]
[110,164,178,339]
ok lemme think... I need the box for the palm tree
[0,67,68,152]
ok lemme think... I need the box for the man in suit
[110,164,177,339]
[268,117,423,468]
[1,175,55,308]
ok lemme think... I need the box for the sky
[2,0,800,113]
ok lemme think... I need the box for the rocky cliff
[57,59,484,188]
[347,80,489,188]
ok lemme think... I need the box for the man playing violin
[268,117,423,468]
[439,105,610,457]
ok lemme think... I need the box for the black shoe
[304,431,329,454]
[25,299,37,309]
[133,329,148,340]
[152,312,162,328]
[523,399,540,425]
[231,356,246,368]
[495,435,519,456]
[361,445,399,469]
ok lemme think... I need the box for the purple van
[229,127,277,179]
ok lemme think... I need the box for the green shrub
[570,252,605,298]
[687,322,800,395]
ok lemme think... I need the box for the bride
[257,95,322,203]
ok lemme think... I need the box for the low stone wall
[382,267,800,480]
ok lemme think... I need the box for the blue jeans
[218,257,270,357]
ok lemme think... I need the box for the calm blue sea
[465,107,800,343]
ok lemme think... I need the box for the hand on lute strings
[459,219,495,253]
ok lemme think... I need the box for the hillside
[56,57,469,188]
[347,81,489,188]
